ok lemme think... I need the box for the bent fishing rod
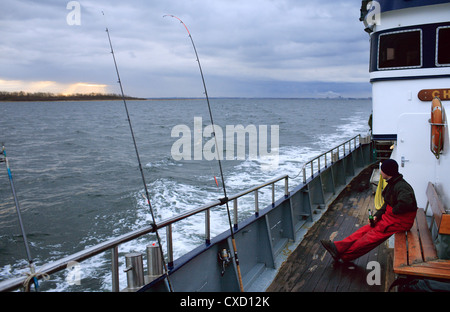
[103,13,173,292]
[1,144,39,291]
[164,14,245,292]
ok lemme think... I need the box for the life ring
[431,97,444,158]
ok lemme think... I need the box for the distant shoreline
[0,91,146,102]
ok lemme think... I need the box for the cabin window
[437,26,450,66]
[378,30,422,69]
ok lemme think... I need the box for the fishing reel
[218,248,233,276]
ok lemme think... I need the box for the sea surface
[0,98,371,291]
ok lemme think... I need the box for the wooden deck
[267,166,395,292]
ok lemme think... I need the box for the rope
[23,270,49,292]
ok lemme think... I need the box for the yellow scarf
[374,173,387,210]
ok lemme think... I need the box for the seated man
[321,159,418,262]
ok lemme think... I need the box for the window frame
[377,28,423,70]
[436,26,450,67]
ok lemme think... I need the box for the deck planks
[267,166,393,292]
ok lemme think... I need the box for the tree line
[0,91,145,101]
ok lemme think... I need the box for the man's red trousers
[334,205,416,262]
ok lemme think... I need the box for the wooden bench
[393,182,450,287]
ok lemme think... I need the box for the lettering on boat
[418,89,450,101]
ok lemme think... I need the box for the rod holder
[122,253,144,291]
[146,243,163,283]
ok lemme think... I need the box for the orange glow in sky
[0,79,110,95]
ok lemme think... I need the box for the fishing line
[164,14,245,292]
[102,12,173,292]
[1,143,39,291]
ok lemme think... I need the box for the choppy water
[0,98,371,291]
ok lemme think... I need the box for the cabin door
[396,113,436,208]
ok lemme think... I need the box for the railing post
[205,209,211,244]
[166,225,173,268]
[233,198,238,229]
[284,177,289,197]
[111,246,119,292]
[272,183,275,206]
[254,190,259,215]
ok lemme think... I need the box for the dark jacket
[374,173,418,219]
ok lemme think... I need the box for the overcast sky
[0,0,371,98]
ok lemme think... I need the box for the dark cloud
[0,0,371,98]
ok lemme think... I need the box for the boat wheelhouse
[361,0,450,208]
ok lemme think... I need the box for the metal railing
[300,134,361,183]
[0,134,363,292]
[0,174,289,292]
[165,174,289,266]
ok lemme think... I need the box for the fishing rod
[1,143,39,291]
[164,14,245,292]
[103,13,173,292]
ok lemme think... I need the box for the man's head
[380,159,399,180]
